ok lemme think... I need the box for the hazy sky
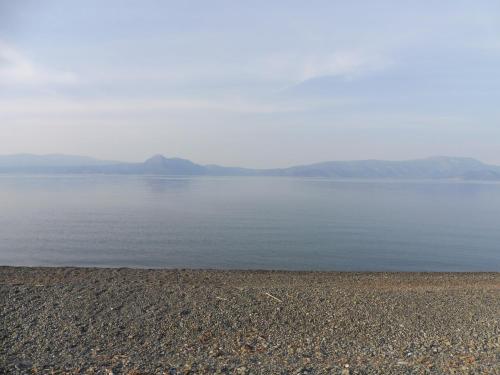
[1,1,500,167]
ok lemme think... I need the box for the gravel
[1,267,499,374]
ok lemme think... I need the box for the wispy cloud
[299,50,391,81]
[0,41,78,86]
[82,48,392,90]
[249,49,394,93]
[0,96,320,117]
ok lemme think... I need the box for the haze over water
[0,175,499,271]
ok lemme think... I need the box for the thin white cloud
[80,48,392,89]
[299,50,391,81]
[0,96,320,117]
[0,41,78,86]
[264,50,392,82]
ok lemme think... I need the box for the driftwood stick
[264,292,283,303]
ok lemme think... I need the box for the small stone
[14,361,32,370]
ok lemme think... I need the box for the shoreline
[1,267,499,374]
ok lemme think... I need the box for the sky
[1,0,500,168]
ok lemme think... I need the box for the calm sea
[0,175,499,271]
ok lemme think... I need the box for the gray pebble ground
[1,267,499,374]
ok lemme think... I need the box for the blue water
[0,175,499,271]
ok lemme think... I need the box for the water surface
[0,175,499,271]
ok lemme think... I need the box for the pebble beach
[1,267,499,374]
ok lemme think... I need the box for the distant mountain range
[1,154,500,180]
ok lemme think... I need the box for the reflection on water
[0,175,499,271]
[143,177,193,194]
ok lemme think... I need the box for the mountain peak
[144,154,168,165]
[142,155,206,175]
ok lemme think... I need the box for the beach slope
[1,267,499,374]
